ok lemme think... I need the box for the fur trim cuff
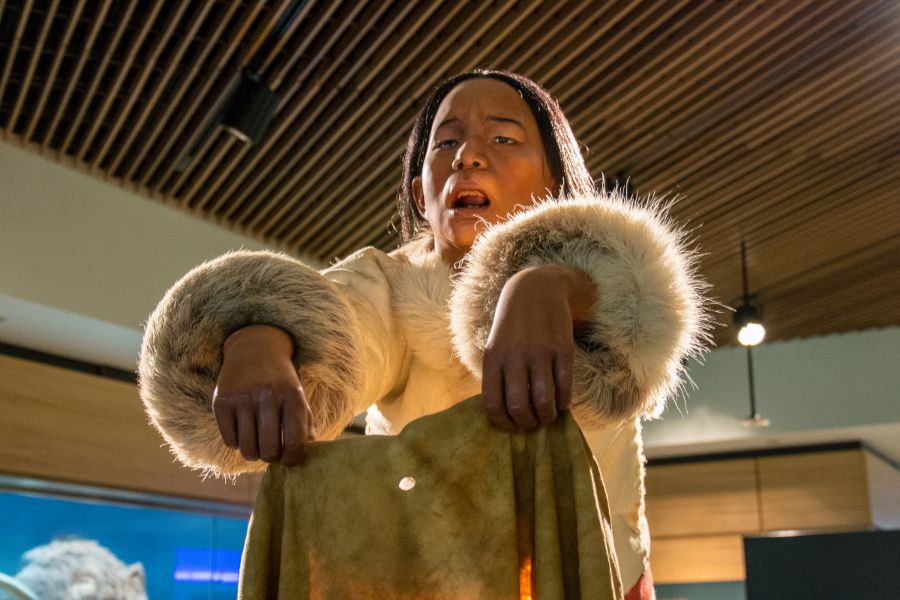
[449,192,709,425]
[138,250,363,476]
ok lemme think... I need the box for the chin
[449,221,488,248]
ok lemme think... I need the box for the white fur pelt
[388,237,478,396]
[139,250,364,477]
[450,190,711,426]
[12,539,146,600]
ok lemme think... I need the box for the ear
[128,563,146,590]
[412,176,426,218]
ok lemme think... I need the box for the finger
[554,350,574,412]
[280,386,309,466]
[529,360,557,425]
[236,408,259,461]
[213,391,239,449]
[256,389,282,463]
[504,361,538,431]
[482,352,515,431]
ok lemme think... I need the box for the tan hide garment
[239,397,624,599]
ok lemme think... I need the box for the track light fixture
[220,70,279,144]
[174,0,306,171]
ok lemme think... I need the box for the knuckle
[259,449,279,462]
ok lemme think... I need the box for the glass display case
[0,476,250,600]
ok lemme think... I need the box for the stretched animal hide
[239,397,623,599]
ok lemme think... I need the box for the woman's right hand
[212,325,314,466]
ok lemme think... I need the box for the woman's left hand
[481,265,597,431]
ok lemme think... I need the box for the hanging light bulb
[735,302,766,346]
[735,241,766,346]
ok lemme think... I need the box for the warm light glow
[519,557,532,600]
[738,322,766,346]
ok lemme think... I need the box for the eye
[434,138,457,150]
[493,136,516,144]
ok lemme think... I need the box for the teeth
[453,190,489,208]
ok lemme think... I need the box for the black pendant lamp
[736,241,769,427]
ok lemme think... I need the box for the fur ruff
[138,250,364,477]
[388,238,476,394]
[450,191,710,426]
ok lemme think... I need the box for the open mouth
[449,189,491,212]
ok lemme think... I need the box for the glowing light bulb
[738,322,766,346]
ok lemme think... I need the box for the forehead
[431,78,536,131]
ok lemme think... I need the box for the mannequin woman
[139,70,707,599]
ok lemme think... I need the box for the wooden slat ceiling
[2,0,898,347]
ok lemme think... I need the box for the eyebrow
[434,115,526,130]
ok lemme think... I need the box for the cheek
[509,153,555,199]
[422,160,448,201]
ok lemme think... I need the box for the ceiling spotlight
[220,70,279,144]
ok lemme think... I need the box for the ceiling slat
[641,8,896,194]
[691,98,900,261]
[59,1,140,155]
[106,1,218,176]
[257,0,320,76]
[282,0,555,249]
[2,0,898,344]
[92,1,191,169]
[535,0,684,84]
[286,0,526,250]
[159,0,299,196]
[0,0,34,108]
[233,0,446,232]
[489,1,582,68]
[42,0,113,149]
[7,0,58,131]
[76,1,166,162]
[203,0,394,216]
[227,0,456,233]
[188,0,362,210]
[121,1,244,181]
[577,0,860,170]
[136,1,279,188]
[556,0,757,113]
[23,0,86,141]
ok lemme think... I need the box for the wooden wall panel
[645,458,760,537]
[650,534,746,584]
[757,450,871,531]
[0,354,260,505]
[647,447,900,584]
[864,451,900,530]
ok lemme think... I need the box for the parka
[138,190,708,591]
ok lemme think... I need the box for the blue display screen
[0,489,249,599]
[173,547,242,584]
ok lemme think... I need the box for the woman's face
[413,78,556,262]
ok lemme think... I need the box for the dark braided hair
[397,69,596,242]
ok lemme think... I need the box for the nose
[452,141,486,171]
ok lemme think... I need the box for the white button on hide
[398,476,416,491]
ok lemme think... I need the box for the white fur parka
[138,190,708,589]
